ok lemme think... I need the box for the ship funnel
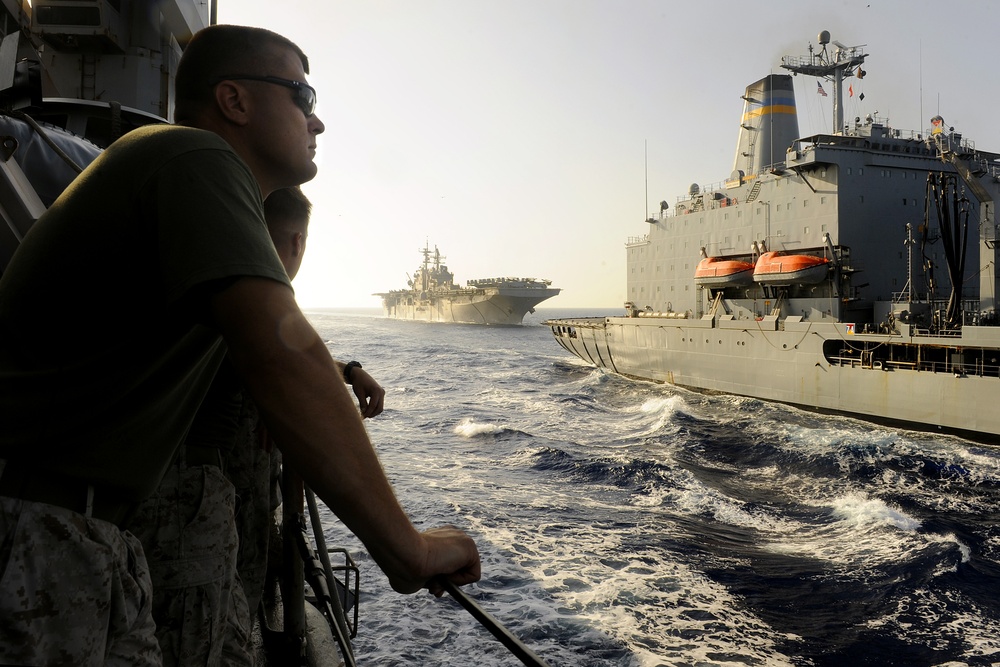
[733,74,799,177]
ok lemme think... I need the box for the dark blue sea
[305,307,1000,667]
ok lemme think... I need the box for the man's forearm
[211,278,426,589]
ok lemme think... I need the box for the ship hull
[547,316,1000,443]
[381,288,561,325]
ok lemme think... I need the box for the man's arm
[209,276,480,594]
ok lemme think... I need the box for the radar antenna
[780,30,867,135]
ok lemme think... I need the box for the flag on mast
[817,81,828,97]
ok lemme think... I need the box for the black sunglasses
[217,75,317,117]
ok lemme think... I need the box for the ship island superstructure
[546,31,1000,443]
[375,243,561,324]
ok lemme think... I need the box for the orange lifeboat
[694,256,755,287]
[752,251,830,285]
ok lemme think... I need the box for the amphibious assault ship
[546,31,1000,444]
[375,243,561,324]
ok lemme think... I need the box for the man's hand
[349,368,385,418]
[386,526,482,597]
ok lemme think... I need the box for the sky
[219,0,1000,309]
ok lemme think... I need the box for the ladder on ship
[769,290,786,317]
[745,180,762,203]
[708,291,730,318]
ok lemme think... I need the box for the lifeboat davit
[752,251,830,285]
[694,257,755,287]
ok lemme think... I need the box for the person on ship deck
[0,23,479,666]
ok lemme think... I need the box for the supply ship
[375,243,561,324]
[546,31,1000,444]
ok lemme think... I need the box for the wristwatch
[343,360,362,383]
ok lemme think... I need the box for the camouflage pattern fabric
[126,460,252,667]
[226,397,281,619]
[0,496,160,666]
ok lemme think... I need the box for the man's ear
[292,231,305,257]
[214,81,251,126]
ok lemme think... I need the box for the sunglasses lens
[298,86,316,116]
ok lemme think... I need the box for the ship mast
[781,31,867,135]
[420,242,432,292]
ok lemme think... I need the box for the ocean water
[305,307,1000,667]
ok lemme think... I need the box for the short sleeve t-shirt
[0,124,291,501]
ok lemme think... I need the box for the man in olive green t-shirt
[0,25,479,666]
